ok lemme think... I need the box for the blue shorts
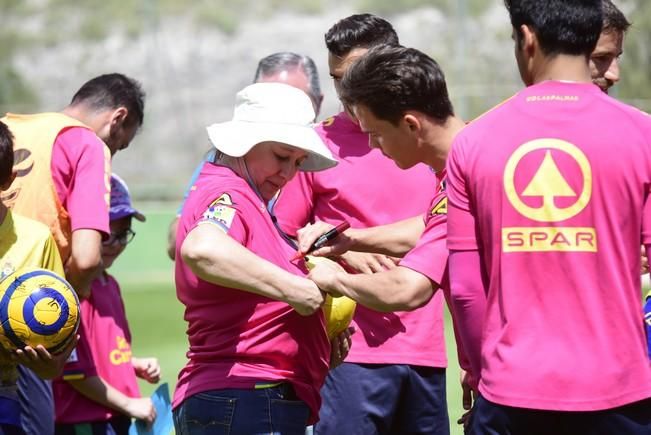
[314,363,449,435]
[468,395,651,435]
[17,366,54,435]
[173,383,309,435]
[54,415,131,435]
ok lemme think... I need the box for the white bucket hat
[206,83,337,172]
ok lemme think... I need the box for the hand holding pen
[292,221,351,261]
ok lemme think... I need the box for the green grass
[115,207,466,435]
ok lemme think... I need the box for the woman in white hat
[172,83,339,434]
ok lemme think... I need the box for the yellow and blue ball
[0,268,80,353]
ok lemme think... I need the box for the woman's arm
[181,224,324,316]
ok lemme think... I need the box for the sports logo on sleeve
[502,138,596,252]
[430,197,447,215]
[200,193,237,231]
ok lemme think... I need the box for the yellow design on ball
[304,256,356,339]
[0,268,80,353]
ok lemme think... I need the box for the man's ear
[403,113,421,133]
[521,24,537,57]
[110,107,129,128]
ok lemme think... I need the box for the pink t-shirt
[447,80,651,411]
[51,127,110,235]
[173,163,330,423]
[274,112,446,367]
[400,170,448,287]
[53,274,140,423]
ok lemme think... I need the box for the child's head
[102,174,145,269]
[0,121,15,190]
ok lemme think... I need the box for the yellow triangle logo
[215,193,233,205]
[522,151,576,199]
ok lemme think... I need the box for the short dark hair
[504,0,603,57]
[253,52,322,107]
[339,45,454,125]
[70,73,145,128]
[325,13,399,57]
[0,121,14,186]
[602,0,630,34]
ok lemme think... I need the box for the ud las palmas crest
[502,138,596,253]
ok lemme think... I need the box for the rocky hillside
[5,0,633,199]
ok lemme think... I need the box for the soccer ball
[304,255,356,339]
[0,268,80,353]
[322,294,357,339]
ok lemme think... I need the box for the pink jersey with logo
[447,80,651,410]
[51,127,110,235]
[53,274,140,423]
[274,112,446,367]
[173,163,330,423]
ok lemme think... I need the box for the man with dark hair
[273,15,452,435]
[324,13,399,58]
[446,0,651,433]
[590,0,630,93]
[1,72,146,300]
[69,73,145,132]
[297,45,469,434]
[166,51,324,260]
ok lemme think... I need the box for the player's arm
[58,129,110,299]
[448,250,486,389]
[296,216,425,259]
[67,376,155,425]
[65,229,103,299]
[309,260,436,312]
[181,224,324,316]
[446,136,486,386]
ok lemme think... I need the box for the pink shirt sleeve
[446,136,477,251]
[399,211,448,286]
[51,127,110,236]
[191,192,250,245]
[274,172,315,237]
[442,286,472,373]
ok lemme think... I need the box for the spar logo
[502,138,596,253]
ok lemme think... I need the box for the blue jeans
[173,384,310,435]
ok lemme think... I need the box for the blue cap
[109,174,145,222]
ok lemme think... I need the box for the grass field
[114,207,466,435]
